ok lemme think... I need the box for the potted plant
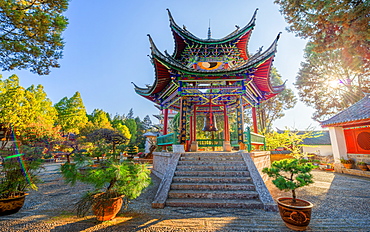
[357,161,368,171]
[0,147,43,216]
[61,152,151,221]
[263,159,314,231]
[340,158,355,169]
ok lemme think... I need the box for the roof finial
[166,8,174,23]
[207,19,211,39]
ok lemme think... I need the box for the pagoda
[133,9,285,152]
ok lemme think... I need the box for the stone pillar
[328,127,348,170]
[190,108,198,152]
[223,105,231,152]
[236,96,245,150]
[179,97,187,144]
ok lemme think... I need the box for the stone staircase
[165,152,265,209]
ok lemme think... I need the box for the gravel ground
[0,162,369,231]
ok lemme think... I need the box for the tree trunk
[292,190,297,203]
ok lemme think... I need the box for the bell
[202,113,218,131]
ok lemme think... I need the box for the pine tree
[0,0,69,75]
[54,92,88,134]
[127,108,134,119]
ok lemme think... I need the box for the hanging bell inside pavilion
[202,113,218,131]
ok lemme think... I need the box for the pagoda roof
[321,93,370,127]
[133,10,285,109]
[168,8,257,60]
[134,33,284,98]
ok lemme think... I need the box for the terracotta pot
[0,193,28,216]
[343,163,353,169]
[358,164,368,171]
[367,164,370,170]
[277,197,314,231]
[92,195,123,221]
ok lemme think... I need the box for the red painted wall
[344,127,370,154]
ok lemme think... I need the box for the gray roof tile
[321,93,370,126]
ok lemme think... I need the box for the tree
[114,123,131,143]
[86,128,129,156]
[21,84,61,145]
[0,74,28,134]
[274,0,369,72]
[142,115,152,131]
[0,0,69,75]
[89,109,112,129]
[265,128,323,158]
[295,43,369,121]
[255,67,297,132]
[54,92,88,134]
[111,113,125,128]
[124,118,137,144]
[126,108,134,119]
[0,75,61,149]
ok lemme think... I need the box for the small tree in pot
[61,129,151,221]
[0,145,44,216]
[263,159,314,231]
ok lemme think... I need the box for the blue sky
[1,0,321,130]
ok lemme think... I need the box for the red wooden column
[193,106,197,141]
[163,108,169,135]
[223,105,230,142]
[252,106,258,133]
[189,115,193,143]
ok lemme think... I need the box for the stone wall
[249,151,271,182]
[303,145,333,156]
[348,154,370,163]
[334,163,370,178]
[152,152,173,179]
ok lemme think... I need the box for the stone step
[170,182,256,191]
[168,190,259,199]
[180,155,243,161]
[174,170,250,177]
[176,165,247,171]
[172,176,252,183]
[181,152,241,157]
[165,198,264,209]
[178,160,246,166]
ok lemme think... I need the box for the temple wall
[303,145,333,156]
[348,154,370,163]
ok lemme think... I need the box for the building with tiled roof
[301,131,332,156]
[321,93,370,127]
[320,94,370,174]
[132,9,285,152]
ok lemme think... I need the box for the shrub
[262,158,314,202]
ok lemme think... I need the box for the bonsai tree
[84,128,129,162]
[262,158,314,203]
[0,148,42,198]
[60,150,151,220]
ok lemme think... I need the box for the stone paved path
[0,163,369,231]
